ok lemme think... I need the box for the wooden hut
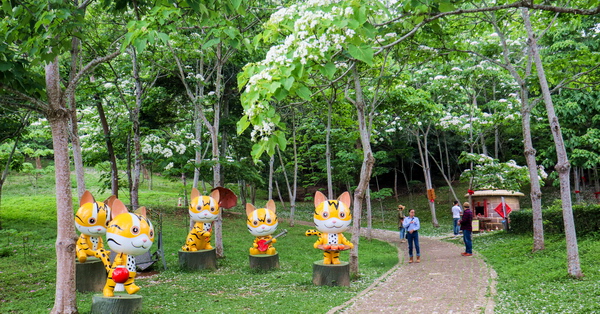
[465,189,525,231]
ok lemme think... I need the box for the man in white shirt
[451,201,462,236]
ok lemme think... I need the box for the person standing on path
[451,200,462,236]
[402,209,421,263]
[460,202,473,256]
[397,205,406,243]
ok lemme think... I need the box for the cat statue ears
[109,198,147,219]
[190,187,238,209]
[314,191,351,209]
[80,190,117,208]
[245,199,276,216]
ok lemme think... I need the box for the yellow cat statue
[311,191,354,265]
[246,200,279,255]
[181,187,237,251]
[103,199,154,297]
[75,191,115,265]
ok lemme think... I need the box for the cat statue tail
[305,229,322,237]
[95,248,112,273]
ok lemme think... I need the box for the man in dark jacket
[460,202,473,256]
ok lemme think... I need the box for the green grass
[0,169,399,313]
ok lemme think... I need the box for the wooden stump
[91,293,143,314]
[178,249,217,270]
[312,261,350,286]
[76,257,107,293]
[249,254,280,270]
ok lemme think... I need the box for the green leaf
[356,6,367,24]
[0,62,12,71]
[320,62,337,79]
[292,64,304,78]
[202,38,220,49]
[268,81,281,93]
[348,18,359,29]
[157,32,170,44]
[231,0,242,10]
[438,2,455,12]
[224,27,237,39]
[251,142,266,161]
[348,44,373,66]
[133,38,147,53]
[273,87,289,101]
[276,131,287,151]
[296,85,311,100]
[283,76,295,90]
[237,115,250,134]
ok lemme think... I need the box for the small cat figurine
[312,191,354,265]
[103,199,154,297]
[74,191,114,265]
[181,188,221,251]
[246,200,278,255]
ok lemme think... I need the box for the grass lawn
[2,167,598,313]
[0,170,399,313]
[473,232,600,313]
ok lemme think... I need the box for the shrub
[510,203,600,235]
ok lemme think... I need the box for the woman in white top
[402,209,421,263]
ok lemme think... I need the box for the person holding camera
[402,208,421,263]
[397,205,406,243]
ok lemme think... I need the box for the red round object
[112,267,129,283]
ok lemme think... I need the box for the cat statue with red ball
[102,199,154,297]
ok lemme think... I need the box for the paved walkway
[329,228,496,314]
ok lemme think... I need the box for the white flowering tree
[141,131,199,189]
[237,0,405,274]
[459,152,547,192]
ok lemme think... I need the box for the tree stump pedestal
[312,261,350,286]
[178,249,217,270]
[249,253,279,270]
[76,257,107,292]
[91,293,142,314]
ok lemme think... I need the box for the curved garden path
[328,228,496,313]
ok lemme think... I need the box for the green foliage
[510,203,600,235]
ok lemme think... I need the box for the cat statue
[74,190,114,265]
[246,200,279,255]
[311,191,354,265]
[103,199,154,297]
[181,187,237,252]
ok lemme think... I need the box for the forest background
[1,0,600,313]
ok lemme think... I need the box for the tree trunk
[492,12,545,251]
[326,96,333,199]
[268,155,274,200]
[415,126,439,227]
[96,97,119,197]
[366,188,372,240]
[130,48,143,210]
[212,43,224,258]
[290,111,298,227]
[47,59,78,314]
[521,94,545,251]
[522,8,582,278]
[67,36,86,201]
[193,58,205,189]
[574,167,582,204]
[349,66,375,276]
